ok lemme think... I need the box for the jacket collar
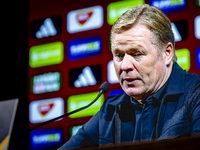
[164,62,185,96]
[107,93,129,106]
[152,62,185,101]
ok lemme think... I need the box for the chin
[124,88,144,99]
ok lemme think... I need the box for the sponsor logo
[67,5,103,33]
[77,11,93,25]
[150,0,187,14]
[196,47,200,69]
[69,125,83,137]
[69,65,101,88]
[30,128,62,149]
[171,20,188,42]
[38,103,54,116]
[195,15,200,39]
[73,67,96,87]
[29,97,64,123]
[195,0,200,7]
[107,60,119,84]
[109,89,124,96]
[68,36,102,60]
[32,16,62,39]
[67,92,104,118]
[31,72,61,94]
[175,48,190,71]
[107,0,145,25]
[29,41,64,68]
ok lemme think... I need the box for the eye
[115,53,124,58]
[132,52,142,57]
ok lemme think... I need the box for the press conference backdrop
[28,0,200,149]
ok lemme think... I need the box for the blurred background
[1,0,200,149]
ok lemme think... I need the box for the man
[59,4,200,149]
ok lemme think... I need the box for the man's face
[111,24,170,101]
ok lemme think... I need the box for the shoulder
[183,73,200,115]
[184,72,200,99]
[185,73,200,102]
[184,72,200,86]
[172,63,200,87]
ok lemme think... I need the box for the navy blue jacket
[59,63,200,149]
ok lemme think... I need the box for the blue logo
[68,36,102,60]
[150,0,187,14]
[197,47,200,69]
[109,89,124,96]
[30,128,62,149]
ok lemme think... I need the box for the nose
[121,54,133,72]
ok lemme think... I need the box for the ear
[164,42,174,66]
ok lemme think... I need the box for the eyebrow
[112,45,145,53]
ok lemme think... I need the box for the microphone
[99,81,110,94]
[29,81,110,132]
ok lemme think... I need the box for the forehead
[111,24,153,49]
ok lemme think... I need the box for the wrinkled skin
[111,23,173,102]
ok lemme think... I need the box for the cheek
[113,62,121,76]
[138,58,159,79]
[144,61,164,83]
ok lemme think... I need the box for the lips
[126,79,135,82]
[123,78,140,84]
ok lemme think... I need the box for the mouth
[123,78,139,84]
[125,79,135,82]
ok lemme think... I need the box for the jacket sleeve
[58,111,100,150]
[187,80,200,134]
